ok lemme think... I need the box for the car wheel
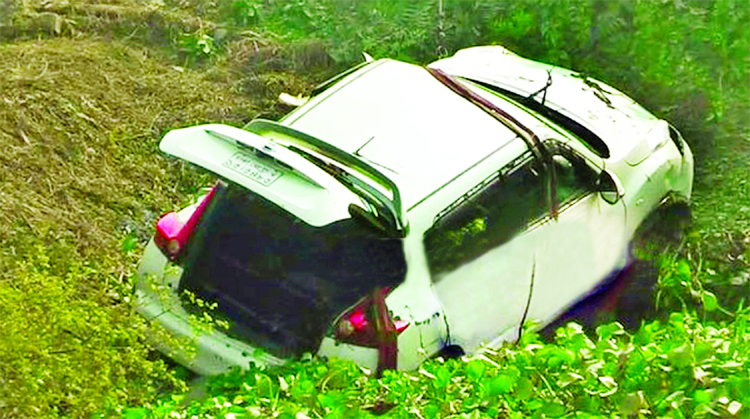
[437,344,465,360]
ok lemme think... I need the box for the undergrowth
[124,310,749,419]
[0,0,748,417]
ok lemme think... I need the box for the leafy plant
[0,246,186,418]
[177,28,216,66]
[121,308,749,418]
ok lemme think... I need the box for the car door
[424,149,551,353]
[527,141,628,327]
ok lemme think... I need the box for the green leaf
[423,403,440,418]
[596,322,625,340]
[541,401,567,417]
[487,374,514,397]
[317,391,346,410]
[693,340,714,362]
[121,235,139,254]
[633,327,652,346]
[122,408,148,419]
[676,259,692,280]
[465,360,486,382]
[434,366,452,389]
[669,312,686,329]
[693,389,712,405]
[667,344,693,369]
[514,377,533,400]
[527,399,544,411]
[702,291,719,312]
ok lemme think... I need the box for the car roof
[282,59,520,210]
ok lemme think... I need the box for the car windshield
[470,79,611,158]
[178,182,406,359]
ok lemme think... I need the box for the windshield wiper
[526,68,553,107]
[572,73,614,109]
[286,145,404,237]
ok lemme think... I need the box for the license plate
[222,151,283,186]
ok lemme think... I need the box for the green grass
[0,0,748,417]
[124,314,750,419]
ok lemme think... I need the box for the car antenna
[527,67,553,107]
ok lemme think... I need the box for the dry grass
[0,38,255,260]
[0,1,336,413]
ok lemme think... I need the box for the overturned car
[135,46,693,375]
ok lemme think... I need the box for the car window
[550,145,598,208]
[470,80,610,158]
[424,152,547,278]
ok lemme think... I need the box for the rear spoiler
[245,119,407,234]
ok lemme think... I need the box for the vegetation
[0,0,747,417]
[124,310,749,419]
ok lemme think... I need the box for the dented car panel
[135,45,693,376]
[429,46,662,161]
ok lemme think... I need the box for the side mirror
[598,169,624,204]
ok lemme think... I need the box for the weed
[177,28,215,66]
[1,0,749,417]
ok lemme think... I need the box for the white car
[135,46,693,376]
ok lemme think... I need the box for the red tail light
[334,287,409,375]
[334,288,409,347]
[154,185,218,261]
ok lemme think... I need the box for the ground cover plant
[0,0,748,417]
[125,310,750,419]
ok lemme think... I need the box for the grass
[0,0,748,417]
[0,19,316,419]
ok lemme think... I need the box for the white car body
[135,46,693,375]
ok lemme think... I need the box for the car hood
[429,46,661,161]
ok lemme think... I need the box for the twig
[33,58,48,80]
[516,260,536,345]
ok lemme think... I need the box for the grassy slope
[0,3,321,416]
[0,41,245,418]
[0,0,748,417]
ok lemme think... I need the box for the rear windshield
[179,182,406,358]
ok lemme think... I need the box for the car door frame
[524,139,629,330]
[421,145,555,354]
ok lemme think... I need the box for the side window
[551,146,598,206]
[424,153,547,278]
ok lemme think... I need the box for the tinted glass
[424,154,547,278]
[552,148,597,206]
[473,80,611,158]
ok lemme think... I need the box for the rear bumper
[134,240,285,375]
[136,287,286,375]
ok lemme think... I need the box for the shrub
[124,308,749,418]
[0,245,185,417]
